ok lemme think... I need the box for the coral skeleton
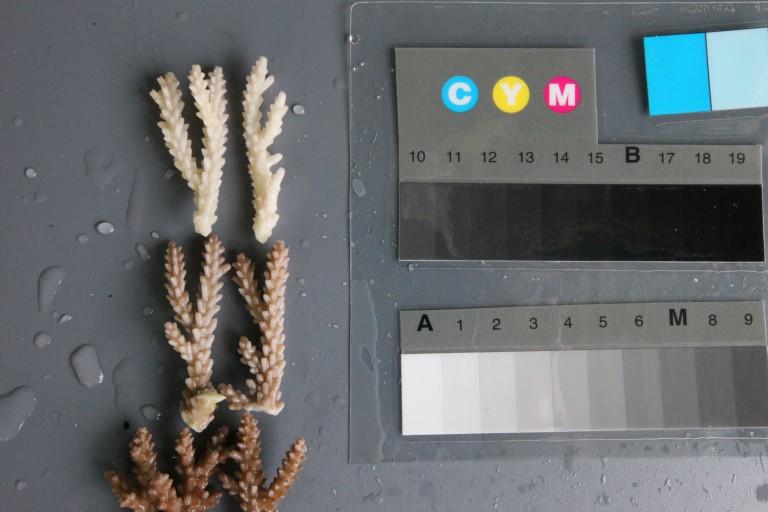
[150,65,228,236]
[243,57,288,243]
[219,413,307,512]
[218,241,289,415]
[105,425,230,512]
[165,234,231,432]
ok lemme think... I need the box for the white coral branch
[150,65,228,236]
[244,57,288,243]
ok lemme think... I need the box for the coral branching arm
[175,425,231,511]
[165,234,231,432]
[150,65,228,236]
[243,57,288,243]
[219,413,307,512]
[218,242,289,415]
[105,428,181,512]
[105,426,230,512]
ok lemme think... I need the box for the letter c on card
[442,76,478,112]
[493,76,530,113]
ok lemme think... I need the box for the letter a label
[417,314,434,332]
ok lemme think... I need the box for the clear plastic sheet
[348,1,768,463]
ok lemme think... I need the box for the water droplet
[407,263,415,271]
[297,277,306,285]
[292,104,306,116]
[37,266,66,313]
[361,347,374,372]
[175,11,189,21]
[113,358,139,414]
[135,243,150,261]
[84,150,123,190]
[33,332,52,348]
[163,168,176,180]
[15,480,26,491]
[151,231,159,239]
[12,116,23,126]
[96,221,115,235]
[0,386,35,441]
[299,238,310,248]
[352,178,367,197]
[69,344,103,388]
[126,173,144,235]
[300,292,307,297]
[348,34,361,44]
[142,306,154,316]
[24,167,37,179]
[58,313,72,324]
[33,191,48,204]
[76,234,88,244]
[122,260,134,271]
[140,404,161,421]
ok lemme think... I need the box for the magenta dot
[544,76,581,114]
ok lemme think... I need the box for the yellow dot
[492,76,530,113]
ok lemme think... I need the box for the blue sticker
[442,76,478,112]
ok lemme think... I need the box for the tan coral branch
[105,426,229,512]
[218,242,289,415]
[219,413,307,512]
[165,234,231,432]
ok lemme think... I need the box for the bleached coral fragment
[150,66,228,236]
[243,57,288,243]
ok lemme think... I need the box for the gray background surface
[3,1,768,511]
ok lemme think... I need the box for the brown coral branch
[165,234,231,432]
[106,426,230,512]
[219,413,306,512]
[218,242,288,415]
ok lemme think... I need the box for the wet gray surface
[4,1,768,510]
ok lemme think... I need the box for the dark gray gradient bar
[731,346,768,427]
[399,182,765,261]
[695,347,738,427]
[659,348,701,428]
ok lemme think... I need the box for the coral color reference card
[395,48,765,262]
[400,301,768,435]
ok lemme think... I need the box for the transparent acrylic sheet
[348,1,768,463]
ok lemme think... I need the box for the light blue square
[644,33,712,116]
[706,28,768,111]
